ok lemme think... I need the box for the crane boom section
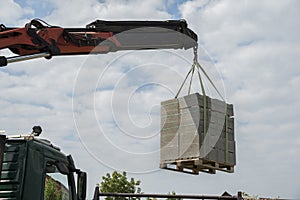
[0,19,197,57]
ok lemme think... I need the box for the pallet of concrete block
[160,92,235,174]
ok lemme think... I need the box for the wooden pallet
[160,158,234,175]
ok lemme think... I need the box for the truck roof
[5,134,61,151]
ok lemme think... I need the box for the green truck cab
[0,128,87,200]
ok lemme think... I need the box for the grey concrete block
[161,116,179,129]
[221,123,234,135]
[161,100,179,108]
[161,126,179,134]
[160,146,178,161]
[205,135,221,150]
[199,144,215,159]
[178,93,212,109]
[228,141,235,152]
[162,108,180,116]
[161,99,179,117]
[161,132,179,143]
[209,111,227,129]
[214,138,236,153]
[177,124,198,133]
[180,93,204,107]
[211,98,227,113]
[227,104,234,117]
[228,151,236,165]
[161,98,178,106]
[206,147,218,161]
[209,121,225,131]
[178,130,199,140]
[217,149,225,163]
[161,114,179,122]
[215,137,225,150]
[180,131,199,145]
[227,131,234,141]
[228,117,234,130]
[180,106,211,119]
[179,143,200,159]
[218,129,226,139]
[179,113,200,125]
[162,121,180,129]
[161,138,178,147]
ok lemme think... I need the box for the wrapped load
[160,93,235,174]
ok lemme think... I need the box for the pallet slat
[160,157,234,175]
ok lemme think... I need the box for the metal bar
[98,192,239,200]
[0,135,6,175]
[6,52,51,65]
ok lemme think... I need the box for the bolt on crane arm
[0,19,198,67]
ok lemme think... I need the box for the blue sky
[1,0,300,199]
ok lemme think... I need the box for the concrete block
[161,117,179,130]
[228,141,235,152]
[206,126,224,139]
[161,126,180,135]
[200,143,211,156]
[161,132,179,145]
[215,138,236,153]
[161,98,178,106]
[180,93,204,108]
[227,104,234,117]
[162,108,179,116]
[161,140,178,149]
[205,135,220,149]
[161,114,179,123]
[160,146,178,161]
[161,99,179,117]
[218,129,226,139]
[227,131,234,141]
[180,106,211,120]
[209,111,226,128]
[217,149,225,163]
[178,124,198,133]
[162,120,180,129]
[178,93,212,109]
[161,102,179,111]
[228,117,234,130]
[228,151,236,165]
[180,130,199,143]
[179,111,201,125]
[215,137,225,150]
[206,147,218,161]
[211,98,227,113]
[179,143,200,159]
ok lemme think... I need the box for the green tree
[100,171,142,200]
[44,177,63,200]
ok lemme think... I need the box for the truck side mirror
[77,171,87,200]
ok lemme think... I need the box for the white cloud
[0,0,33,25]
[43,0,171,26]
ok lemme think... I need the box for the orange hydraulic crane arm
[0,19,198,67]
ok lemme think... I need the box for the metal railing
[93,186,243,200]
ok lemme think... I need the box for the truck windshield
[44,162,70,200]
